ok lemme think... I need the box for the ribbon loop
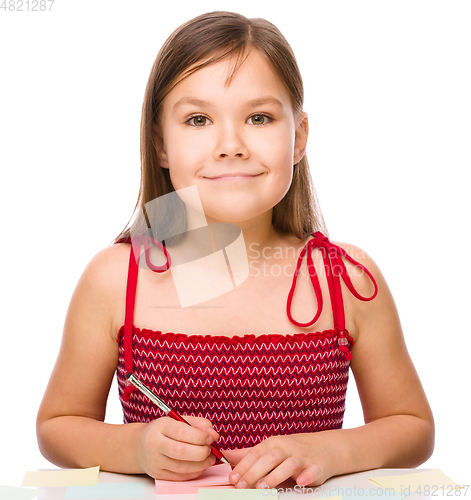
[131,234,171,273]
[286,232,378,359]
[286,238,323,327]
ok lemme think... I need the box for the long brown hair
[115,11,327,244]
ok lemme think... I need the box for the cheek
[260,130,295,182]
[271,165,294,204]
[259,124,295,164]
[165,134,207,188]
[264,136,295,204]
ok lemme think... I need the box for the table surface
[28,468,468,500]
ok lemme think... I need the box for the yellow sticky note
[369,469,461,492]
[20,466,100,487]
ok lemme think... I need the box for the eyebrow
[172,96,285,113]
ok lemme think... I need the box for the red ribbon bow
[286,232,378,359]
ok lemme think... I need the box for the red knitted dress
[116,232,377,450]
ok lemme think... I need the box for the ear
[293,111,309,165]
[153,123,169,169]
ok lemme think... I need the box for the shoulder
[303,233,384,286]
[329,239,401,342]
[327,239,392,341]
[79,242,131,292]
[330,239,383,297]
[70,242,132,338]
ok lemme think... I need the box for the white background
[1,0,470,488]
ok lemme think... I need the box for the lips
[204,172,263,179]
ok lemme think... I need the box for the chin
[205,213,255,226]
[203,191,290,226]
[202,204,267,225]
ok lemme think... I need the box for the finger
[153,454,216,480]
[255,456,304,489]
[182,415,220,440]
[296,464,323,487]
[162,452,217,475]
[222,448,249,467]
[158,432,214,463]
[160,416,217,447]
[232,447,288,489]
[228,447,262,485]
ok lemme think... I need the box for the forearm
[37,416,147,473]
[324,415,435,478]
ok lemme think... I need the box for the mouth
[203,173,264,181]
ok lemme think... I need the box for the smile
[204,173,264,181]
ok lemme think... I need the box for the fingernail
[206,436,213,445]
[297,476,307,486]
[230,472,240,483]
[210,455,216,465]
[237,480,247,489]
[257,481,268,489]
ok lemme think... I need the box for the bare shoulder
[78,243,130,296]
[330,239,383,299]
[327,239,398,344]
[70,242,131,340]
[84,241,130,272]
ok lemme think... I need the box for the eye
[187,115,211,127]
[247,114,271,126]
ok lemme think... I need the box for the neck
[205,210,281,261]
[163,200,289,267]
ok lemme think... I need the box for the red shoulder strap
[121,236,171,401]
[122,241,140,401]
[286,232,378,360]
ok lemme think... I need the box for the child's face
[155,49,308,225]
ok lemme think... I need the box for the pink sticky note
[155,464,235,495]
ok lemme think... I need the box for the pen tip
[126,372,132,380]
[221,457,231,466]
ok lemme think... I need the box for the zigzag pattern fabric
[114,232,379,450]
[116,326,352,449]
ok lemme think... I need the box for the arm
[225,243,434,488]
[336,243,434,472]
[36,244,219,479]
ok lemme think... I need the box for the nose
[214,123,249,160]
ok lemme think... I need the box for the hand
[137,415,220,480]
[224,433,335,489]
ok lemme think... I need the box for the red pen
[126,372,230,466]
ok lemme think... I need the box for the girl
[36,11,434,489]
